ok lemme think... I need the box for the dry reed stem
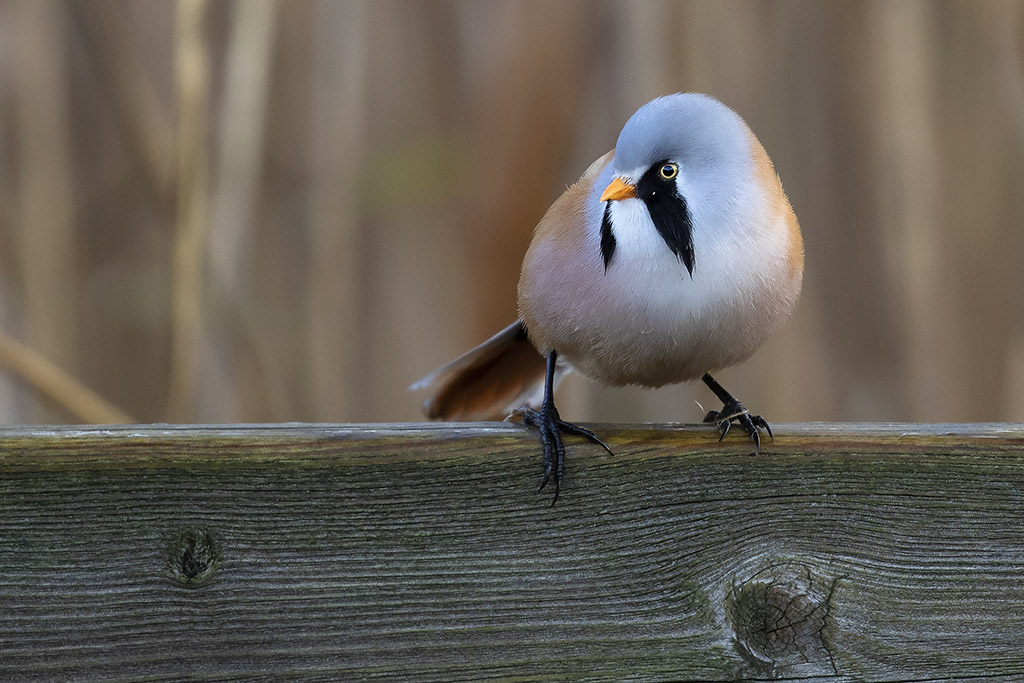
[11,0,79,393]
[166,0,210,421]
[0,329,133,424]
[203,0,282,419]
[210,0,278,296]
[74,0,176,204]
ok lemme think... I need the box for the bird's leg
[700,372,773,454]
[515,350,612,504]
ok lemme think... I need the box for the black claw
[516,401,610,505]
[749,419,762,453]
[538,460,559,506]
[704,400,772,454]
[538,462,552,492]
[558,421,614,455]
[720,421,731,443]
[700,373,774,455]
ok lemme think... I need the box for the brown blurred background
[0,0,1022,425]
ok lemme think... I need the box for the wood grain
[1,423,1023,680]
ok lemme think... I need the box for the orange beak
[600,177,637,202]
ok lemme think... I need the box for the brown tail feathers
[410,320,565,421]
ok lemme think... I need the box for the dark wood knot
[726,563,838,673]
[166,526,220,588]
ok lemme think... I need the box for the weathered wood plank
[1,423,1023,681]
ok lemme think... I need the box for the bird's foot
[514,403,612,505]
[703,399,773,455]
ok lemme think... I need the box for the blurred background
[0,0,1022,425]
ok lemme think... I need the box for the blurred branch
[166,0,210,421]
[11,0,79,388]
[204,0,285,419]
[0,329,134,424]
[210,0,278,294]
[74,0,176,204]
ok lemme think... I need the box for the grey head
[599,93,754,275]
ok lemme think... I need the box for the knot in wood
[166,526,220,588]
[730,581,824,661]
[726,564,837,673]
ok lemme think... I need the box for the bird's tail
[410,319,565,421]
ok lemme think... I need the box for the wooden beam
[1,423,1023,680]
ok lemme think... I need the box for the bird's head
[598,93,754,275]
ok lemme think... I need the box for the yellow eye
[659,163,678,180]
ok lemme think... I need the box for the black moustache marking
[637,160,695,276]
[600,201,616,270]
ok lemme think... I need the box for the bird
[412,93,803,502]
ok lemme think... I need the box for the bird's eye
[659,163,678,180]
